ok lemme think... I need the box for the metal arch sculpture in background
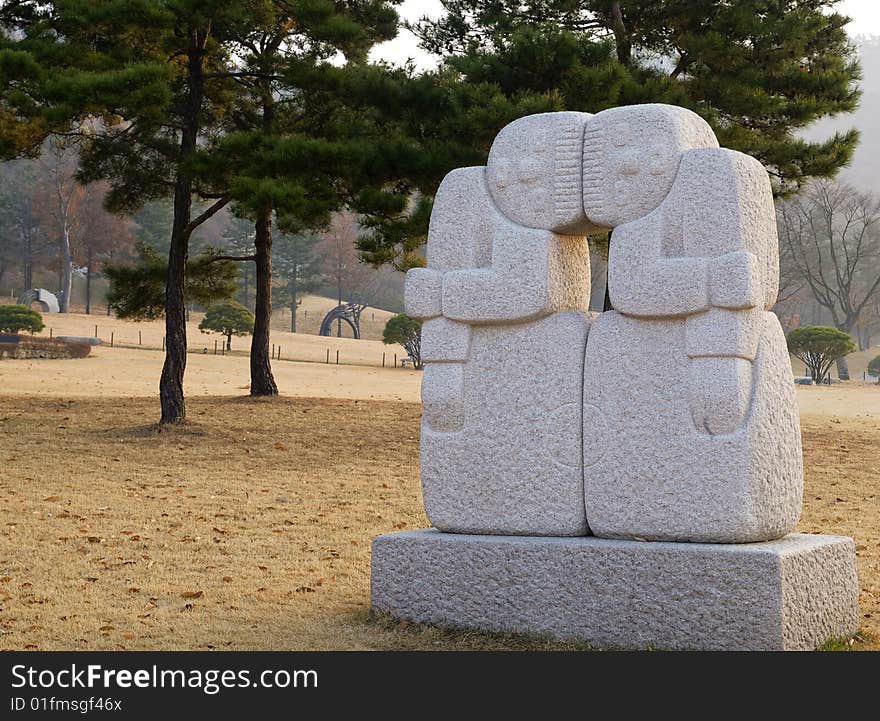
[319,302,365,339]
[16,288,60,313]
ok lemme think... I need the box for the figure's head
[582,104,718,228]
[486,112,596,234]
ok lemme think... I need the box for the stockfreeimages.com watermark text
[10,663,318,697]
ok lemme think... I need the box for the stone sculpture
[373,104,858,650]
[404,113,593,536]
[582,106,802,543]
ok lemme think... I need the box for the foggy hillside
[802,36,880,192]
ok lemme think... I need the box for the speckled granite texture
[372,530,858,651]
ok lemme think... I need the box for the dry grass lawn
[0,391,878,651]
[2,337,877,411]
[0,346,422,401]
[1,294,399,344]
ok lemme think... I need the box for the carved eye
[517,159,544,185]
[492,160,515,189]
[528,188,551,207]
[646,148,670,176]
[619,156,640,176]
[613,125,634,147]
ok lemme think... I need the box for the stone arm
[406,166,589,326]
[441,223,589,325]
[607,213,713,317]
[608,148,777,320]
[607,148,779,436]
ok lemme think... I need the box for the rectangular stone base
[371,530,859,651]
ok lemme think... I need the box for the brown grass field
[0,324,879,650]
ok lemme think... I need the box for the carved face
[486,112,594,234]
[582,104,718,228]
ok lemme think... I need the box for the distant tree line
[776,179,880,378]
[0,1,863,421]
[0,142,136,312]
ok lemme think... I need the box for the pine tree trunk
[289,271,297,333]
[609,2,632,65]
[249,85,278,396]
[60,225,72,312]
[159,41,203,424]
[22,228,33,291]
[85,246,92,314]
[250,207,278,396]
[337,276,342,337]
[160,178,191,423]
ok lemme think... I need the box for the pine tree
[0,1,407,419]
[199,299,254,351]
[193,0,399,396]
[273,231,324,333]
[412,1,860,195]
[0,1,249,421]
[383,313,422,369]
[787,325,855,384]
[348,0,863,272]
[220,216,256,309]
[105,244,239,321]
[303,61,558,270]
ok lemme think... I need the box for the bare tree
[318,212,378,337]
[775,223,807,307]
[71,181,137,314]
[0,160,49,293]
[38,139,83,312]
[776,180,880,378]
[856,294,880,351]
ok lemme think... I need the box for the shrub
[198,300,254,350]
[0,304,45,334]
[787,326,855,384]
[383,313,422,369]
[868,354,880,381]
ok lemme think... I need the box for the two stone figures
[371,104,859,650]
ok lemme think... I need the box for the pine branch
[185,196,232,235]
[206,254,256,263]
[203,71,284,81]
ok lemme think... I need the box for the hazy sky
[369,0,444,70]
[370,0,880,69]
[838,0,880,36]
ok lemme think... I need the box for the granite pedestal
[371,529,858,651]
